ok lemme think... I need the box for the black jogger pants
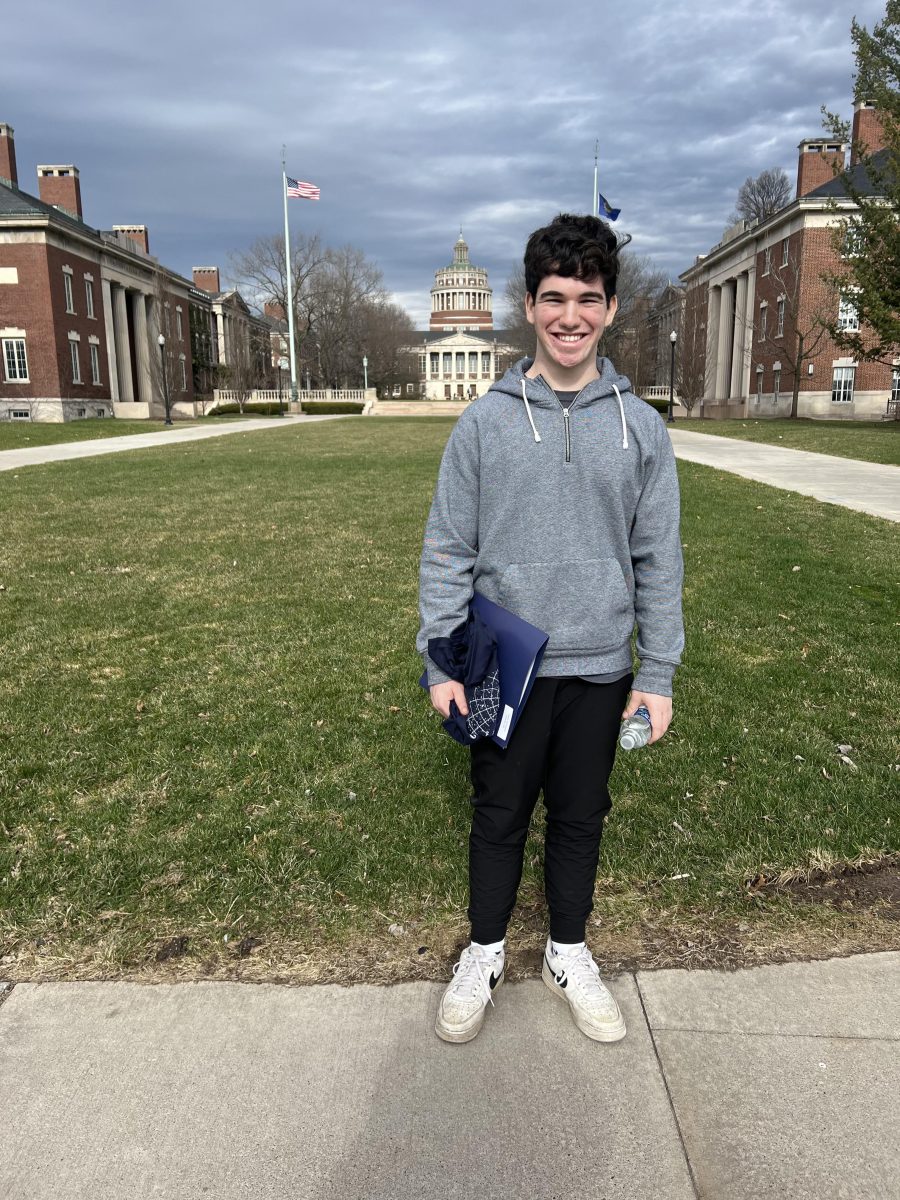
[467,673,633,945]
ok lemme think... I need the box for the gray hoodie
[417,356,684,697]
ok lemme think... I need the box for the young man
[417,214,684,1044]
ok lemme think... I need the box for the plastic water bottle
[619,705,651,750]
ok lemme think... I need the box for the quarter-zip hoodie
[417,355,684,697]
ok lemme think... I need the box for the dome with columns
[429,232,493,331]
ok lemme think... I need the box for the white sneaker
[435,945,504,1043]
[542,938,626,1042]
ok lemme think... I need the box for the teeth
[557,334,583,342]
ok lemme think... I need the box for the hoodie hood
[489,355,634,450]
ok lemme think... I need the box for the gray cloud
[6,0,884,325]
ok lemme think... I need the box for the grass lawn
[674,417,900,467]
[0,414,294,452]
[1,417,897,984]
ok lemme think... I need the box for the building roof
[413,328,513,345]
[0,178,92,235]
[804,147,892,199]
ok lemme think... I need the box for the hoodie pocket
[498,558,633,654]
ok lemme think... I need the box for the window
[95,408,105,417]
[837,294,860,332]
[176,309,183,341]
[773,369,781,399]
[418,354,426,376]
[3,337,28,381]
[406,383,415,394]
[832,365,855,403]
[75,408,86,418]
[179,356,187,391]
[782,238,789,266]
[892,368,900,406]
[481,351,491,376]
[759,304,768,340]
[70,340,82,383]
[89,343,101,385]
[763,247,772,275]
[429,352,439,378]
[444,384,451,399]
[757,369,763,399]
[776,298,785,338]
[442,352,451,378]
[468,352,477,377]
[843,223,863,258]
[85,278,95,318]
[63,270,75,313]
[455,352,464,376]
[11,409,29,420]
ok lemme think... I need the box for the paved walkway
[668,428,900,522]
[0,414,342,473]
[1,951,897,1198]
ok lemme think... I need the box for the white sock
[551,939,585,958]
[472,939,505,958]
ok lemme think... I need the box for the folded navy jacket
[427,610,501,745]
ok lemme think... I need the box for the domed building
[409,233,517,401]
[429,232,493,332]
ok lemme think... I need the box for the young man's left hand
[622,691,672,746]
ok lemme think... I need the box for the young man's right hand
[429,681,469,719]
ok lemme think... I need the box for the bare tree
[730,168,792,225]
[230,233,324,376]
[501,263,533,358]
[358,300,417,395]
[307,245,387,387]
[750,242,834,418]
[602,252,668,384]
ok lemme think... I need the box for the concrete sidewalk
[668,428,900,522]
[0,414,342,473]
[2,952,898,1199]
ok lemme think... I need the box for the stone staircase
[370,400,468,417]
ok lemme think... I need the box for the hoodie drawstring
[521,378,629,451]
[521,380,542,443]
[612,384,628,450]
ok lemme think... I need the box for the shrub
[208,401,287,416]
[301,402,365,415]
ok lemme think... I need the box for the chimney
[112,224,150,254]
[193,266,221,294]
[264,299,286,321]
[37,164,83,219]
[851,99,886,167]
[796,140,847,199]
[0,124,17,188]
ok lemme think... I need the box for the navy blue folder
[420,592,549,749]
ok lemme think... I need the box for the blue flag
[597,191,620,222]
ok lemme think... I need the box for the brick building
[0,123,269,422]
[679,99,898,420]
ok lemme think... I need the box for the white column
[705,286,720,401]
[715,280,735,400]
[741,266,757,398]
[133,292,153,404]
[113,284,134,402]
[102,279,119,402]
[216,312,226,364]
[730,274,748,400]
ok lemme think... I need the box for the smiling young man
[417,213,684,1044]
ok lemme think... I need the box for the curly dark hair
[524,213,631,301]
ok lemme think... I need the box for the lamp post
[362,355,368,391]
[668,330,677,425]
[157,333,172,426]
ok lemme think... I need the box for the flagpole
[282,147,299,406]
[592,140,599,217]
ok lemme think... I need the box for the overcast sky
[6,0,884,326]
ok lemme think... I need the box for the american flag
[286,176,320,200]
